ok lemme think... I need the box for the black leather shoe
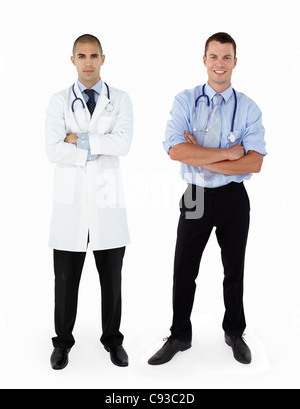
[50,348,71,370]
[148,337,192,365]
[225,334,252,364]
[105,345,129,367]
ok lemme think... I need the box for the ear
[101,55,106,66]
[233,57,237,69]
[203,55,207,67]
[71,56,76,66]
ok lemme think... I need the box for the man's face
[203,41,237,92]
[71,42,105,87]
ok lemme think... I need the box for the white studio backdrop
[0,0,299,389]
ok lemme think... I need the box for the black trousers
[52,247,125,349]
[170,182,250,342]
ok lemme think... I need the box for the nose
[85,57,93,66]
[215,58,225,67]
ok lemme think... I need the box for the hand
[64,133,78,145]
[184,131,199,145]
[227,144,245,161]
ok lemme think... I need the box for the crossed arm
[169,131,263,175]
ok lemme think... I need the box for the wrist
[225,147,233,161]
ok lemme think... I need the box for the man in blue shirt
[148,32,267,366]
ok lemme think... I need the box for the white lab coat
[45,82,133,252]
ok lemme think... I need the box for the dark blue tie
[84,89,96,116]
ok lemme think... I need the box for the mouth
[84,70,94,74]
[214,70,226,74]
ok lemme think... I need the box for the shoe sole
[111,360,129,367]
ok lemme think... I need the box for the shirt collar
[205,82,233,103]
[77,79,103,95]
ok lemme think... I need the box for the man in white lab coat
[45,34,133,370]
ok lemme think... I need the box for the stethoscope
[193,84,237,143]
[71,82,114,113]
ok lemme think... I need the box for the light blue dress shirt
[163,82,267,188]
[76,79,103,161]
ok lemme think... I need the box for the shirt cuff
[77,133,89,141]
[76,133,90,151]
[76,134,98,161]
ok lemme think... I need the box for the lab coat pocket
[53,166,76,204]
[97,116,114,134]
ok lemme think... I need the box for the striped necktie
[202,93,223,181]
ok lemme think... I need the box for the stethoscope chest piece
[194,85,238,144]
[228,132,236,143]
[106,103,114,112]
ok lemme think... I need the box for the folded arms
[169,131,263,175]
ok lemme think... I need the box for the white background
[0,0,299,389]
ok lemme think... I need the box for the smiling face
[203,41,237,93]
[71,42,105,88]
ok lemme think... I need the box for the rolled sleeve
[163,94,190,155]
[242,103,267,156]
[163,134,186,154]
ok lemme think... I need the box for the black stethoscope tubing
[195,84,237,135]
[71,82,110,113]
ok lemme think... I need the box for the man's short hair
[205,32,237,57]
[73,34,103,56]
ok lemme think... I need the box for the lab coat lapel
[73,82,91,125]
[90,84,110,126]
[74,82,87,109]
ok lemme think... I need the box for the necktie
[84,89,96,116]
[202,93,223,181]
